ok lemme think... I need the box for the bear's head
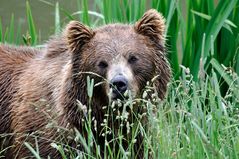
[65,9,171,104]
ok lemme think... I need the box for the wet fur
[0,9,171,158]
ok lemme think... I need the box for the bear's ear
[134,9,165,44]
[65,21,95,52]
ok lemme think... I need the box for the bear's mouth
[108,74,129,101]
[111,89,128,101]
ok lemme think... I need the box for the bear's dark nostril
[110,76,128,95]
[113,81,127,92]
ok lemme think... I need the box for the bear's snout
[110,75,128,100]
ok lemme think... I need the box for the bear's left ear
[65,21,95,53]
[134,9,165,44]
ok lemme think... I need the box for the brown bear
[0,9,171,158]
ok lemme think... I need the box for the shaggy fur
[0,9,171,158]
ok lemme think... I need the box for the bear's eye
[128,55,138,64]
[98,61,108,69]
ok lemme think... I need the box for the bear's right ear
[65,21,95,53]
[134,9,165,44]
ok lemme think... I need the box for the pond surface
[0,0,79,42]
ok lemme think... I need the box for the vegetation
[0,0,238,158]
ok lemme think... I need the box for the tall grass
[20,68,239,158]
[0,0,238,158]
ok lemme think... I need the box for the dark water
[0,0,79,42]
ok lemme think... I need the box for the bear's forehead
[93,24,141,43]
[89,24,149,54]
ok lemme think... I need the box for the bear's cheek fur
[76,51,109,100]
[132,59,155,93]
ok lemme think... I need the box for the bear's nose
[110,75,128,99]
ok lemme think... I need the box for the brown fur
[0,9,171,158]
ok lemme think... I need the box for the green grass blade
[4,27,9,42]
[74,128,91,154]
[165,0,177,35]
[50,143,67,159]
[207,0,215,15]
[103,0,112,23]
[38,0,74,20]
[16,22,22,45]
[212,70,228,116]
[82,0,90,26]
[55,2,61,35]
[210,58,235,86]
[192,0,238,80]
[26,0,37,45]
[24,142,42,159]
[236,47,239,75]
[0,18,2,42]
[137,0,146,20]
[9,14,14,43]
[182,1,193,68]
[87,76,94,99]
[191,10,237,29]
